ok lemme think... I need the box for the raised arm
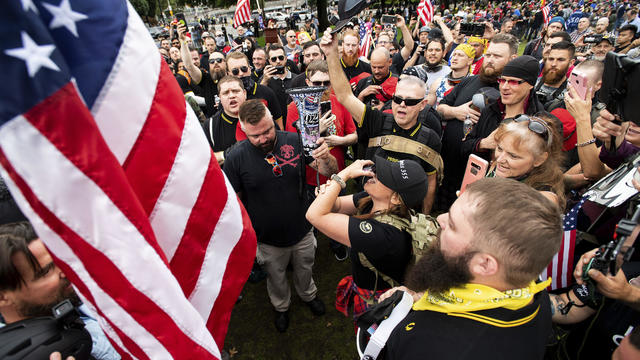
[319,31,366,125]
[397,15,415,60]
[177,23,203,84]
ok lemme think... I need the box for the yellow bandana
[454,43,476,59]
[413,278,551,313]
[467,36,485,45]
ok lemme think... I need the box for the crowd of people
[4,0,640,359]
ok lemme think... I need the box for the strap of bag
[360,291,414,360]
[368,135,444,183]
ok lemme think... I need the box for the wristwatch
[331,174,346,190]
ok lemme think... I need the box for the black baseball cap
[374,156,427,209]
[331,0,372,33]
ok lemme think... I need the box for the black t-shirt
[224,131,311,247]
[358,105,441,175]
[348,192,412,290]
[248,82,284,127]
[438,76,498,207]
[341,58,372,80]
[391,52,407,75]
[265,71,295,123]
[202,110,238,152]
[383,290,552,360]
[197,68,220,118]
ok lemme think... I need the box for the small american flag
[542,3,553,25]
[234,0,251,28]
[541,197,586,290]
[359,20,373,58]
[417,0,434,26]
[0,0,256,358]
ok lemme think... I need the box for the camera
[583,34,604,44]
[381,15,396,25]
[274,66,285,74]
[0,300,92,360]
[460,22,485,37]
[599,52,640,126]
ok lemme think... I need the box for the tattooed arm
[548,292,596,325]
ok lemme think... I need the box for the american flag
[0,0,256,359]
[541,197,585,290]
[542,3,553,25]
[359,20,373,58]
[234,0,251,28]
[417,0,434,26]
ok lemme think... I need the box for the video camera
[459,22,485,37]
[582,205,639,294]
[0,300,92,360]
[583,34,604,44]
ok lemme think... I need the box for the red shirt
[285,93,356,186]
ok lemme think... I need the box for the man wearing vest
[321,31,442,214]
[381,178,562,359]
[535,41,575,112]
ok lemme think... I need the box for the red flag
[417,0,434,26]
[234,0,252,28]
[0,1,256,358]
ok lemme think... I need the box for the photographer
[0,222,120,360]
[261,44,297,123]
[548,247,640,359]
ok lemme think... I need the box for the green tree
[131,0,150,18]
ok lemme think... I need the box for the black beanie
[501,55,539,86]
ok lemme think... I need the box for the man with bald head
[284,29,302,61]
[354,47,397,108]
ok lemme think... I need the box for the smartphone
[470,93,486,112]
[569,70,589,100]
[175,13,186,27]
[274,66,285,74]
[320,101,332,116]
[381,15,396,24]
[460,155,489,194]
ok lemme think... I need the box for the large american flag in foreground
[542,3,553,26]
[0,0,256,359]
[417,0,434,26]
[358,19,372,58]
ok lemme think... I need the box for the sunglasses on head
[509,114,551,144]
[270,55,285,62]
[311,80,331,87]
[392,95,423,106]
[497,77,526,86]
[209,58,224,64]
[264,153,282,177]
[231,66,249,76]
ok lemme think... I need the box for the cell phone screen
[320,101,331,115]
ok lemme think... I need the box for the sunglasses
[311,80,331,87]
[392,95,423,106]
[230,66,249,76]
[264,153,282,177]
[509,114,551,144]
[497,77,526,86]
[209,58,224,64]
[270,55,285,62]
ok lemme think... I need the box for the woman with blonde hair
[488,113,565,207]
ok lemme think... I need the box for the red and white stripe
[0,2,256,359]
[360,24,372,58]
[540,228,575,290]
[542,4,552,26]
[234,0,251,28]
[417,0,434,26]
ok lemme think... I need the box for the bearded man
[383,178,562,359]
[340,29,371,83]
[535,41,575,111]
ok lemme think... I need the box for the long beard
[542,65,567,85]
[406,237,474,294]
[342,52,359,67]
[210,69,226,81]
[478,63,501,83]
[16,279,81,318]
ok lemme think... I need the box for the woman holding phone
[486,114,565,208]
[306,157,430,319]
